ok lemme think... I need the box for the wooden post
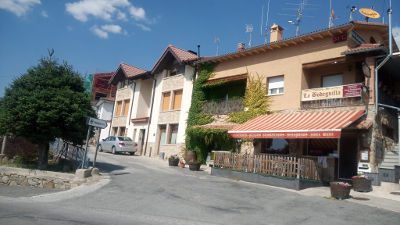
[1,135,6,155]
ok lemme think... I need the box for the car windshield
[117,137,132,141]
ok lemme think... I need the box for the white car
[98,136,137,155]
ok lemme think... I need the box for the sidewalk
[136,155,400,213]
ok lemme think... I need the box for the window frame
[267,75,285,96]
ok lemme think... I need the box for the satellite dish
[359,8,380,19]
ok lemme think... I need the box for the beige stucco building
[200,21,399,183]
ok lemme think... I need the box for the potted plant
[168,154,180,166]
[188,161,201,171]
[330,181,352,200]
[352,174,372,192]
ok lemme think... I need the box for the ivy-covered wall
[185,63,236,163]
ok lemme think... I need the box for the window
[172,90,183,110]
[123,99,130,116]
[168,124,179,144]
[159,125,167,145]
[162,92,171,112]
[261,139,289,154]
[119,127,126,136]
[115,101,123,116]
[118,137,132,141]
[322,74,343,87]
[268,76,284,95]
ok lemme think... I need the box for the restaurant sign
[230,131,341,139]
[301,83,362,102]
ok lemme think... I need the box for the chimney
[237,43,245,52]
[270,23,284,43]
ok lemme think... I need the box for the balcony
[203,98,244,115]
[300,83,366,109]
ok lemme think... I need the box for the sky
[1,0,399,96]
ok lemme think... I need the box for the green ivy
[229,74,270,123]
[186,127,236,163]
[186,63,215,127]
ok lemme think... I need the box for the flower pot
[168,158,179,166]
[188,162,201,171]
[352,177,372,192]
[330,182,352,200]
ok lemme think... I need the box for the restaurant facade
[201,21,399,184]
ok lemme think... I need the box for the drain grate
[112,172,130,176]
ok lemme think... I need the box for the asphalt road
[0,151,399,225]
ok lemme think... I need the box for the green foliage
[203,80,246,101]
[186,127,236,163]
[0,57,96,145]
[229,74,270,123]
[186,63,214,127]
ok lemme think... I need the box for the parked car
[98,136,137,155]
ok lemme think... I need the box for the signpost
[82,117,107,168]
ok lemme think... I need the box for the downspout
[128,80,137,126]
[374,1,393,113]
[144,76,157,156]
[108,94,116,136]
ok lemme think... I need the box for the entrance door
[339,135,358,179]
[137,129,145,155]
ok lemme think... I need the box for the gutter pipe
[144,76,157,156]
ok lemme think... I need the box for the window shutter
[173,90,183,110]
[162,92,171,112]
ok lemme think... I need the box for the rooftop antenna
[328,0,334,28]
[245,24,254,47]
[288,0,306,36]
[264,0,271,43]
[214,37,220,56]
[348,5,357,21]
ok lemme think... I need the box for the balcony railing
[301,83,365,109]
[203,98,244,115]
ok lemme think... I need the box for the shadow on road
[92,161,126,173]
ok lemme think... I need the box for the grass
[0,158,73,173]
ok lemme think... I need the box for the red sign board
[230,131,341,139]
[343,83,363,98]
[333,33,347,43]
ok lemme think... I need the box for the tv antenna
[260,0,271,43]
[282,0,316,36]
[214,37,220,56]
[347,5,357,21]
[245,24,254,47]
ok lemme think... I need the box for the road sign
[87,117,107,129]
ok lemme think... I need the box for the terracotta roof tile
[120,63,147,78]
[342,43,386,55]
[168,45,198,62]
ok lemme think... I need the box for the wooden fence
[213,152,320,181]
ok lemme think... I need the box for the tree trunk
[38,143,49,170]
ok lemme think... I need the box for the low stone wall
[0,166,91,190]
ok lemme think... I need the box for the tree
[0,57,96,169]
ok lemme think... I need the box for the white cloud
[116,10,127,21]
[90,24,126,39]
[129,5,145,21]
[65,0,148,22]
[66,0,130,22]
[0,0,41,17]
[101,24,122,34]
[136,23,151,32]
[90,25,108,39]
[393,26,400,47]
[40,10,48,18]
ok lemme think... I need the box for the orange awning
[228,110,365,139]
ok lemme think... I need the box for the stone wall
[0,166,89,190]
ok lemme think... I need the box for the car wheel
[112,146,116,154]
[98,145,103,152]
[129,152,134,156]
